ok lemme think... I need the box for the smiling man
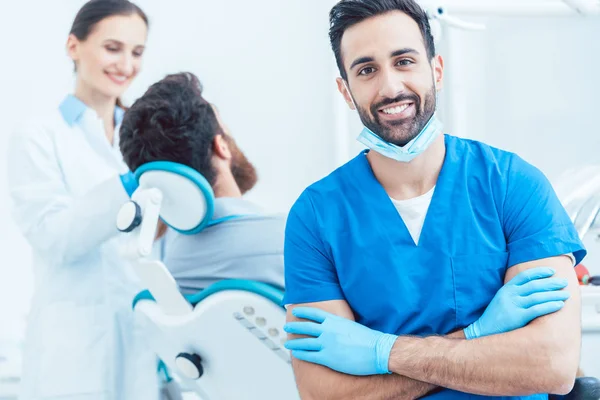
[281,0,586,399]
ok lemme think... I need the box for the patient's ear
[213,134,232,160]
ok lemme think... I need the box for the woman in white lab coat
[6,1,161,399]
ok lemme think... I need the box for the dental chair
[550,377,600,400]
[116,161,300,400]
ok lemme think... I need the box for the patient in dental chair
[118,72,285,294]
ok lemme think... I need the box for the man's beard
[225,136,258,194]
[357,84,436,147]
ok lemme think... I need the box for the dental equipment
[117,161,299,400]
[418,0,600,44]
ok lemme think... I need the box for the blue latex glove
[119,171,139,197]
[284,307,397,375]
[464,266,570,340]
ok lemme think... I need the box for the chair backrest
[135,161,215,234]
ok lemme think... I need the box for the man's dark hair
[119,72,223,184]
[329,0,436,80]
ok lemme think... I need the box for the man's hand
[284,266,570,377]
[387,256,581,396]
[284,307,397,376]
[464,266,570,339]
[285,300,446,400]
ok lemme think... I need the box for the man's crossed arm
[286,300,462,400]
[284,256,581,400]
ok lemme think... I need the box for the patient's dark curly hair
[119,72,223,184]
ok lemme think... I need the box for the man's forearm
[389,326,575,396]
[296,368,437,400]
[296,330,465,400]
[387,261,581,397]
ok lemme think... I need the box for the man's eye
[359,67,375,76]
[397,59,414,66]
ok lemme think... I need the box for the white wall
[0,0,338,341]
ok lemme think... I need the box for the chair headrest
[134,161,214,235]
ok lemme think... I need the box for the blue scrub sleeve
[503,155,586,268]
[282,191,345,306]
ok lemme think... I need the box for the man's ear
[336,77,356,110]
[213,134,232,160]
[433,54,444,92]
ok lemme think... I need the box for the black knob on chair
[116,201,142,232]
[175,353,204,380]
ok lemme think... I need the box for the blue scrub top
[283,134,586,400]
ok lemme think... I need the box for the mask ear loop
[343,79,357,109]
[432,58,440,110]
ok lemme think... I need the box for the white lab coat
[7,103,161,399]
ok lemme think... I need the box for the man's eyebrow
[349,48,420,70]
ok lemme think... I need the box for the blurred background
[0,0,599,397]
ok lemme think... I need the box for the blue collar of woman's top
[59,94,125,127]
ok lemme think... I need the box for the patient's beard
[227,137,257,194]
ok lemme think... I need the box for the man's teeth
[382,104,410,115]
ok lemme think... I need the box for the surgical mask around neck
[356,113,443,163]
[343,79,443,163]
